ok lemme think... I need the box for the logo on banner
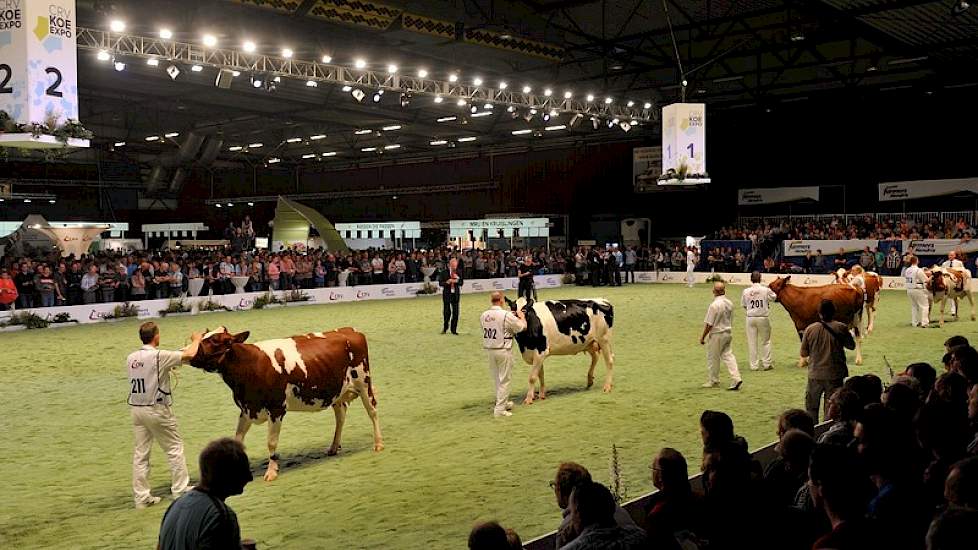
[356,290,370,299]
[888,280,902,288]
[637,273,653,282]
[492,281,504,289]
[329,292,344,301]
[510,280,518,289]
[728,276,741,284]
[881,185,909,200]
[803,277,817,285]
[34,3,72,45]
[405,286,419,294]
[0,1,23,30]
[237,298,253,310]
[908,240,936,254]
[472,282,484,290]
[381,288,395,297]
[88,309,106,320]
[546,277,556,285]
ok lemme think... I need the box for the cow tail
[362,341,378,409]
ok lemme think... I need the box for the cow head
[190,327,250,372]
[504,296,518,312]
[927,268,947,293]
[768,276,790,299]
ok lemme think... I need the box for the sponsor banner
[903,239,978,256]
[879,178,978,202]
[783,240,878,256]
[737,186,819,206]
[632,146,662,187]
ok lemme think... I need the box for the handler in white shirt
[127,322,202,509]
[741,272,777,371]
[686,247,697,288]
[942,250,966,314]
[905,256,930,328]
[700,282,743,390]
[480,292,527,418]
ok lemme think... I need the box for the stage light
[354,129,372,135]
[49,199,56,204]
[430,140,448,145]
[473,77,483,86]
[310,134,327,139]
[202,34,217,47]
[164,132,179,138]
[549,109,558,117]
[387,64,398,74]
[619,122,631,132]
[626,100,634,107]
[354,58,367,69]
[511,129,532,135]
[437,116,456,122]
[361,147,377,152]
[97,50,110,61]
[507,105,516,112]
[215,203,221,208]
[544,88,552,96]
[542,112,551,122]
[110,20,126,32]
[146,136,161,141]
[564,91,572,99]
[247,202,255,206]
[434,95,443,103]
[449,73,459,82]
[471,111,492,118]
[384,144,401,150]
[530,108,538,115]
[248,143,263,148]
[302,153,316,159]
[591,117,599,129]
[418,69,428,78]
[191,64,203,72]
[457,98,467,107]
[470,105,478,114]
[643,102,652,109]
[342,85,352,92]
[681,79,688,87]
[268,158,281,163]
[273,76,282,83]
[399,92,412,107]
[114,61,126,72]
[612,118,620,124]
[483,103,493,109]
[251,76,263,88]
[322,151,337,157]
[604,97,613,104]
[586,94,594,102]
[228,145,243,151]
[232,71,240,77]
[147,58,159,66]
[159,28,172,39]
[306,80,318,87]
[382,125,402,131]
[114,141,126,147]
[282,48,294,59]
[372,90,384,103]
[227,203,233,207]
[522,85,532,93]
[286,137,302,143]
[243,40,256,53]
[322,55,332,63]
[499,81,508,89]
[23,198,31,203]
[351,88,366,102]
[457,136,476,142]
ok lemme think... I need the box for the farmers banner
[903,239,978,256]
[878,178,978,202]
[737,186,820,206]
[783,240,879,256]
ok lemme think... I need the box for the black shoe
[727,380,743,391]
[451,331,459,335]
[441,330,447,334]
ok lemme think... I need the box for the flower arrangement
[159,298,192,317]
[104,302,140,320]
[284,289,312,303]
[252,292,283,310]
[415,282,439,295]
[198,299,231,312]
[0,110,93,144]
[1,311,50,329]
[51,312,76,324]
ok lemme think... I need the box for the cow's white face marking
[202,326,229,340]
[254,338,309,375]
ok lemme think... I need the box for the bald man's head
[713,282,726,296]
[490,291,504,305]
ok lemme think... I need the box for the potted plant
[47,312,78,328]
[159,298,193,317]
[415,282,439,296]
[198,298,231,313]
[252,291,283,310]
[283,289,312,305]
[0,311,49,330]
[104,302,140,321]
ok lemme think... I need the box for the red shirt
[0,277,18,305]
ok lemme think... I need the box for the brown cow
[769,276,864,366]
[190,326,383,481]
[835,268,883,334]
[926,266,976,327]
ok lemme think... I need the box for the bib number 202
[483,328,497,340]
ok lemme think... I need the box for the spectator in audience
[916,400,970,511]
[777,408,816,439]
[945,335,969,353]
[844,374,883,409]
[504,528,522,550]
[765,429,816,507]
[808,444,875,549]
[906,362,938,401]
[699,410,748,458]
[561,481,648,550]
[701,438,758,548]
[968,383,978,455]
[645,448,700,546]
[552,462,635,548]
[944,456,978,509]
[883,380,922,428]
[932,372,969,414]
[468,521,509,550]
[819,388,862,446]
[950,346,978,385]
[158,438,253,550]
[926,507,978,550]
[0,270,18,311]
[801,299,855,422]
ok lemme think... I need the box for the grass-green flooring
[0,283,961,548]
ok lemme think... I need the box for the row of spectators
[469,336,978,549]
[714,215,977,242]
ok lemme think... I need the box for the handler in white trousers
[480,292,527,418]
[127,321,202,509]
[942,250,965,315]
[904,256,931,328]
[741,271,777,371]
[686,246,697,288]
[700,282,743,390]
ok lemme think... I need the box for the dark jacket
[438,268,463,297]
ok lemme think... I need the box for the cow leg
[327,402,348,456]
[866,303,875,335]
[586,346,599,389]
[538,365,547,400]
[263,418,283,482]
[234,412,253,443]
[796,330,807,368]
[358,389,384,452]
[853,326,863,366]
[967,291,976,321]
[525,359,543,405]
[600,342,615,393]
[939,294,946,328]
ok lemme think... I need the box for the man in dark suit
[439,257,463,335]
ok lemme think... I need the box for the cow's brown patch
[274,348,286,368]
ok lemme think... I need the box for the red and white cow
[190,326,383,481]
[835,268,883,334]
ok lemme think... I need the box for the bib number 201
[131,378,146,394]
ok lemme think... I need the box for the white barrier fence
[631,270,978,291]
[0,275,564,328]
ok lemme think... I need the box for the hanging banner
[632,146,662,189]
[878,178,978,201]
[783,240,879,256]
[903,239,978,256]
[0,0,79,126]
[661,103,706,175]
[738,186,820,205]
[449,218,549,238]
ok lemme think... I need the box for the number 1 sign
[661,103,706,177]
[0,0,79,127]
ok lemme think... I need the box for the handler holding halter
[480,292,527,418]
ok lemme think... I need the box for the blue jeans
[41,293,55,308]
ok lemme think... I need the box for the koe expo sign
[0,0,79,126]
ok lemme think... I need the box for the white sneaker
[504,401,514,411]
[749,366,760,371]
[701,382,719,388]
[135,496,162,509]
[761,365,774,371]
[493,411,513,418]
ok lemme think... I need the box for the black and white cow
[505,297,615,404]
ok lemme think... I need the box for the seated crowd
[713,215,977,242]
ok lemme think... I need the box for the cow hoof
[539,393,547,400]
[263,470,278,482]
[523,397,534,405]
[602,384,613,393]
[855,359,863,366]
[326,446,340,456]
[374,442,385,452]
[586,379,594,389]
